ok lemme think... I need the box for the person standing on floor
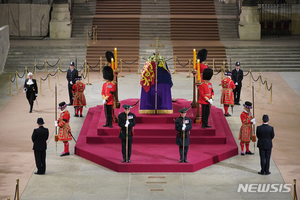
[72,76,86,117]
[24,72,38,113]
[232,62,243,105]
[118,104,136,163]
[239,101,256,155]
[175,107,192,163]
[102,66,115,128]
[66,62,78,106]
[257,114,274,175]
[55,102,72,156]
[220,72,236,116]
[32,117,49,175]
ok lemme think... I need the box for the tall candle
[111,58,114,71]
[197,59,200,82]
[114,48,117,69]
[193,49,196,70]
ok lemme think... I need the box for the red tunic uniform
[239,111,254,143]
[198,81,214,104]
[72,81,86,107]
[220,77,236,105]
[101,82,116,105]
[58,109,72,141]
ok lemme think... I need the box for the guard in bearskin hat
[198,68,214,128]
[72,76,86,117]
[220,72,236,116]
[102,66,116,128]
[105,51,115,67]
[196,49,208,79]
[55,102,72,156]
[239,101,256,155]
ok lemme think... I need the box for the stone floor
[1,68,299,199]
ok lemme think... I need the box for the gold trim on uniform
[139,109,173,114]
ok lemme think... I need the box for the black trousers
[233,85,242,104]
[259,148,271,173]
[201,104,210,127]
[179,146,188,160]
[104,104,113,126]
[34,150,46,174]
[121,138,132,160]
[68,83,74,104]
[26,92,35,112]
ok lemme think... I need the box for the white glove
[235,82,238,85]
[23,88,27,92]
[125,120,130,128]
[251,118,256,125]
[208,99,213,105]
[70,81,73,84]
[55,121,58,127]
[103,99,106,104]
[182,124,186,131]
[35,93,38,97]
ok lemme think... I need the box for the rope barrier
[87,59,101,68]
[251,72,260,82]
[77,62,85,72]
[46,58,60,67]
[122,57,139,65]
[49,69,58,76]
[165,57,174,62]
[17,69,26,79]
[176,57,189,67]
[41,73,49,81]
[213,69,222,76]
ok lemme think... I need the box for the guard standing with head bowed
[175,107,192,163]
[198,68,214,129]
[24,72,38,113]
[72,76,86,117]
[118,104,136,163]
[66,61,78,106]
[239,101,256,155]
[105,51,114,67]
[55,102,72,156]
[232,61,243,105]
[220,72,236,117]
[101,66,115,128]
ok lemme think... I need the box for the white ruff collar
[61,107,68,113]
[243,109,249,113]
[27,79,33,85]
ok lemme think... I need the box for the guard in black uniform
[31,117,49,175]
[66,62,78,105]
[232,61,243,105]
[24,72,38,113]
[118,104,136,163]
[175,108,192,163]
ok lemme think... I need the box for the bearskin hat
[202,68,213,81]
[105,51,114,63]
[103,66,114,81]
[197,49,208,63]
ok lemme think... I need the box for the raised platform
[75,99,238,172]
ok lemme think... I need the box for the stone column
[239,0,261,40]
[50,4,72,39]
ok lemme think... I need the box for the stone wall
[0,26,9,75]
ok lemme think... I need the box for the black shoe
[235,102,240,105]
[80,115,83,117]
[246,151,254,155]
[74,114,79,117]
[109,124,113,128]
[265,172,271,175]
[122,159,126,163]
[225,113,231,117]
[60,152,70,157]
[34,172,41,175]
[205,125,212,128]
[29,110,32,113]
[67,103,72,106]
[184,160,188,163]
[103,124,108,127]
[258,171,265,175]
[179,159,183,163]
[127,160,131,163]
[241,152,245,156]
[201,126,206,129]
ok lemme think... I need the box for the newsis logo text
[237,184,292,193]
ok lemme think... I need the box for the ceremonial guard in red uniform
[175,108,192,163]
[239,101,256,155]
[196,49,208,79]
[198,68,214,129]
[72,76,86,117]
[220,72,236,116]
[55,102,72,156]
[105,51,114,67]
[102,66,116,128]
